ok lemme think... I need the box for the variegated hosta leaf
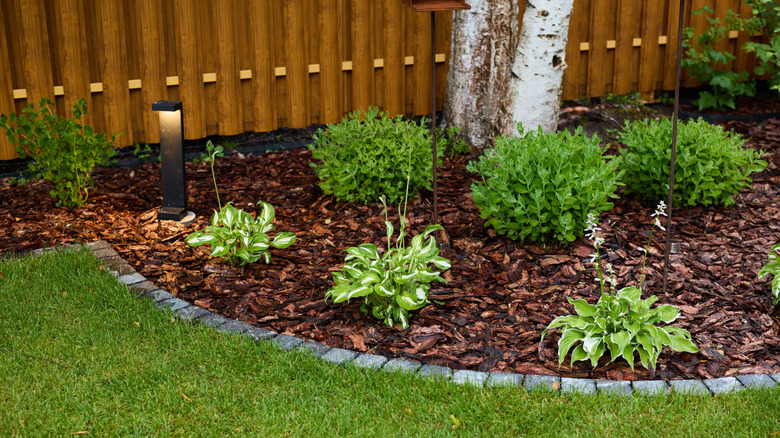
[568,298,597,317]
[657,304,679,323]
[557,328,585,366]
[185,231,216,246]
[271,232,297,249]
[429,256,451,270]
[661,326,699,353]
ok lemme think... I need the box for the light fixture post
[152,100,187,221]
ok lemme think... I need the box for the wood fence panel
[215,0,242,135]
[97,0,133,144]
[613,0,640,95]
[19,0,54,107]
[0,4,15,160]
[587,0,612,97]
[351,0,373,114]
[563,0,589,99]
[319,0,342,125]
[662,0,685,90]
[637,0,666,95]
[411,10,432,115]
[383,0,405,116]
[284,0,310,128]
[136,0,165,144]
[54,0,92,125]
[250,0,277,133]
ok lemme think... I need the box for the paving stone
[322,348,359,365]
[418,364,452,380]
[769,373,780,383]
[486,372,523,388]
[669,379,711,395]
[632,380,669,396]
[300,340,331,357]
[561,378,596,395]
[218,319,253,335]
[524,374,560,392]
[736,374,776,390]
[352,353,388,370]
[452,370,488,387]
[128,281,158,294]
[273,335,303,351]
[100,256,137,275]
[145,289,175,302]
[243,326,278,342]
[118,272,146,286]
[92,247,120,260]
[158,298,190,312]
[595,380,632,396]
[198,312,231,328]
[383,358,421,374]
[703,377,743,394]
[175,305,210,321]
[85,240,110,251]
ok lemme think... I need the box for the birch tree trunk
[441,0,517,147]
[501,0,574,136]
[443,0,574,145]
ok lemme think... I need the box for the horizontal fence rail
[0,0,764,160]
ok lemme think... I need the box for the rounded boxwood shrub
[617,117,767,207]
[467,124,622,244]
[308,107,440,205]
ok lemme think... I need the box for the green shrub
[616,118,767,207]
[467,124,622,245]
[0,97,119,207]
[308,107,440,205]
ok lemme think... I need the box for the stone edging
[56,241,780,396]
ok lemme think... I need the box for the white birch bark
[501,0,574,136]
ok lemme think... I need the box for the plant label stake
[153,100,189,222]
[401,0,470,228]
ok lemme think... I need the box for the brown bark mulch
[2,113,780,382]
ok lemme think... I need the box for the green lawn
[1,247,778,437]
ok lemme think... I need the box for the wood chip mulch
[2,116,780,381]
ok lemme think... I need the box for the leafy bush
[542,206,699,371]
[185,141,296,265]
[740,0,780,93]
[758,242,780,306]
[0,97,119,207]
[467,124,622,245]
[324,198,451,330]
[437,125,471,158]
[617,117,767,208]
[308,107,440,205]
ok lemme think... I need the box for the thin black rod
[431,11,438,225]
[663,0,686,294]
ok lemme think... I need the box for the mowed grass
[1,247,779,437]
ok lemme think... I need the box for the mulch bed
[2,108,780,381]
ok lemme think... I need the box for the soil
[2,97,780,381]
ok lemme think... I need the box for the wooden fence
[0,0,764,160]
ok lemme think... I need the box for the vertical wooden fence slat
[637,0,665,93]
[0,4,15,160]
[613,0,639,95]
[587,0,611,97]
[562,0,589,100]
[351,0,373,112]
[284,0,309,128]
[412,10,431,116]
[250,0,276,132]
[98,0,133,143]
[19,0,54,107]
[175,0,206,139]
[137,0,165,144]
[663,0,685,90]
[215,0,242,135]
[734,0,756,75]
[383,0,404,116]
[319,0,342,125]
[54,0,92,125]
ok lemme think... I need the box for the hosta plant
[185,141,296,265]
[758,242,780,306]
[468,123,622,244]
[617,117,766,208]
[541,204,699,371]
[324,197,451,329]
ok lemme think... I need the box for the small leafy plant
[437,125,471,158]
[541,204,699,371]
[758,242,780,306]
[185,141,296,265]
[617,117,767,208]
[308,107,440,205]
[324,198,451,330]
[0,97,119,207]
[467,124,622,245]
[740,0,780,93]
[682,6,756,111]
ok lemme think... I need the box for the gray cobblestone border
[54,241,780,396]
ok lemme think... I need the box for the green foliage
[467,124,622,245]
[758,242,780,306]
[542,209,699,371]
[740,0,780,92]
[324,201,451,329]
[682,6,757,111]
[0,97,119,207]
[308,107,440,205]
[437,125,471,158]
[185,140,295,265]
[617,117,767,208]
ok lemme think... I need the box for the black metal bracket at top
[152,100,183,112]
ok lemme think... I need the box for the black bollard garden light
[152,100,188,221]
